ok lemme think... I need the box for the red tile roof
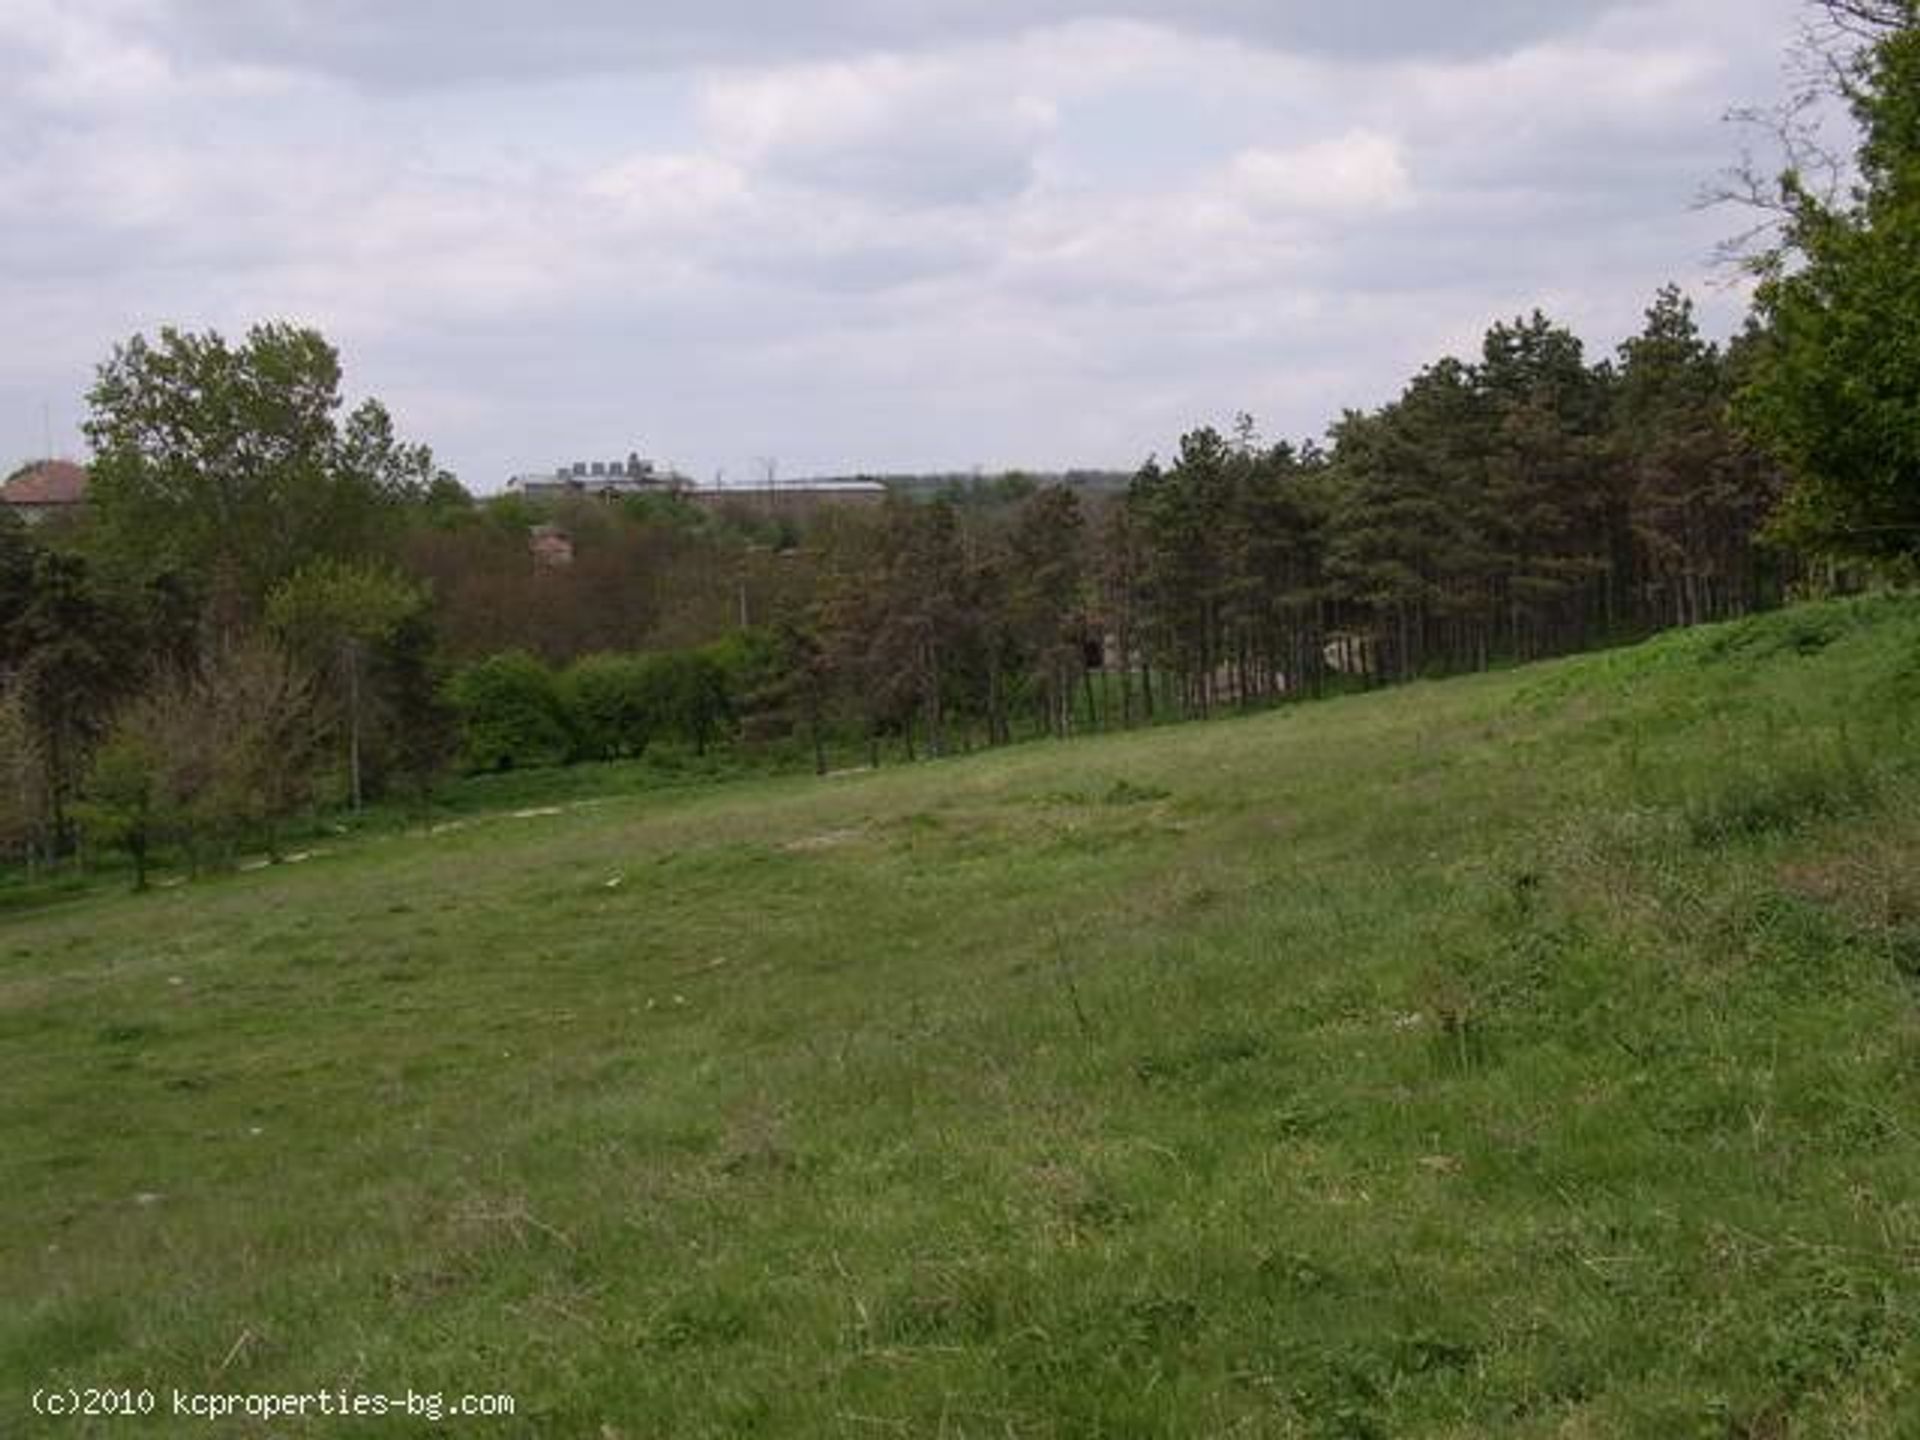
[2,460,88,507]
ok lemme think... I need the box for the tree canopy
[83,323,440,613]
[1739,4,1920,562]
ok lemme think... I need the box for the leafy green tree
[1739,6,1920,562]
[0,683,46,867]
[0,507,33,626]
[369,608,458,818]
[649,649,733,756]
[421,472,478,528]
[762,620,834,773]
[1616,288,1786,624]
[84,323,439,617]
[1,514,201,859]
[74,731,162,890]
[2,548,141,847]
[268,560,432,809]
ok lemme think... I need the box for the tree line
[761,290,1791,761]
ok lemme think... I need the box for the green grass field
[7,597,1920,1437]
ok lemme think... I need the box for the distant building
[508,452,688,502]
[505,451,888,517]
[1,460,88,525]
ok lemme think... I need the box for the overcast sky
[1,0,1809,489]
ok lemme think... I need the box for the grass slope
[6,597,1920,1437]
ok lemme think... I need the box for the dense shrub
[453,634,791,773]
[563,654,658,761]
[77,637,328,879]
[447,652,574,772]
[646,649,732,756]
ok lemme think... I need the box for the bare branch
[1700,0,1903,270]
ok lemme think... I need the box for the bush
[447,652,573,772]
[463,639,765,772]
[78,637,328,878]
[73,732,162,889]
[562,654,657,761]
[647,649,733,756]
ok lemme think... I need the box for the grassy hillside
[6,597,1920,1437]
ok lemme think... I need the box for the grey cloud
[706,68,1054,208]
[746,126,1043,209]
[0,0,1808,487]
[137,0,1635,89]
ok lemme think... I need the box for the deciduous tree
[84,323,439,616]
[1738,4,1920,563]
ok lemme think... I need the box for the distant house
[1,460,88,525]
[529,523,575,569]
